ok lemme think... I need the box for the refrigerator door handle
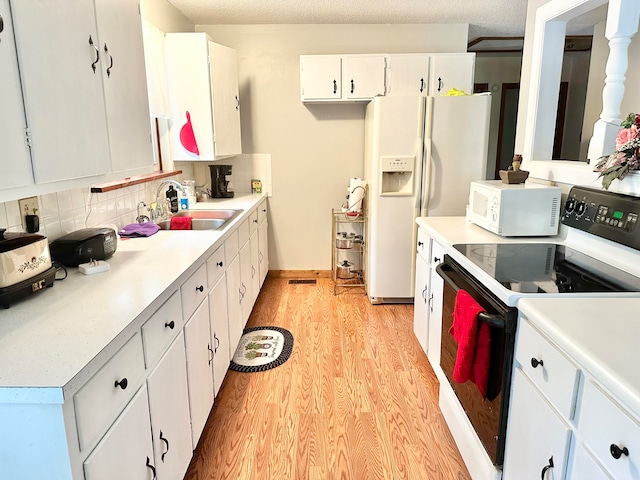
[420,96,434,216]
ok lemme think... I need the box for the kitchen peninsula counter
[0,193,266,404]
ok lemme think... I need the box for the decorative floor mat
[229,326,294,372]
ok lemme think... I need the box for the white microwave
[466,180,562,236]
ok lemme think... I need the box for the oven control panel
[561,186,640,250]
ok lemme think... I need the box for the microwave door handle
[477,312,506,329]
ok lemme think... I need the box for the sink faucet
[155,180,187,218]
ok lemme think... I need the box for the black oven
[436,254,518,467]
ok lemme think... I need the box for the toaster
[49,228,117,267]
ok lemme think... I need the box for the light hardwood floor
[184,277,471,480]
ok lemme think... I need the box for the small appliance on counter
[466,180,562,236]
[49,227,117,267]
[0,228,56,308]
[209,164,234,198]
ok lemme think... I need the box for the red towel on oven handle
[449,289,492,399]
[170,216,192,230]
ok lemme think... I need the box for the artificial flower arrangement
[594,113,640,190]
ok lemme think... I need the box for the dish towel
[119,223,160,238]
[449,289,492,398]
[170,216,192,230]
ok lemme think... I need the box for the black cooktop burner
[453,243,640,293]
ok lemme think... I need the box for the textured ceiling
[165,0,532,38]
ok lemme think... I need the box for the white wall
[196,24,469,270]
[140,0,194,33]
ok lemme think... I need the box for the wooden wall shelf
[90,170,182,193]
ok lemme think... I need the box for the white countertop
[417,216,640,417]
[0,193,265,404]
[518,297,640,417]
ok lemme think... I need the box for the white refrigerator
[364,94,491,303]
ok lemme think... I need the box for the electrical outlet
[18,196,39,230]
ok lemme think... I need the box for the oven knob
[575,202,587,217]
[564,198,577,214]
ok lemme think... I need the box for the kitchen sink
[156,209,243,230]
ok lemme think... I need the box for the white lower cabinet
[209,275,230,396]
[503,368,572,480]
[239,239,253,326]
[258,218,269,287]
[570,442,610,480]
[183,298,215,446]
[412,228,445,369]
[147,332,193,480]
[226,254,243,360]
[413,253,429,353]
[83,386,155,480]
[249,230,260,307]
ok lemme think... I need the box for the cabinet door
[10,0,110,183]
[84,386,155,480]
[147,333,193,480]
[94,0,153,175]
[226,255,242,360]
[183,298,214,446]
[413,253,429,354]
[258,219,269,287]
[429,54,475,95]
[569,442,611,480]
[342,56,386,100]
[0,0,33,191]
[427,262,444,367]
[300,55,341,101]
[249,230,260,307]
[165,33,214,161]
[387,55,430,96]
[503,368,572,480]
[239,240,253,326]
[209,276,230,396]
[209,41,241,157]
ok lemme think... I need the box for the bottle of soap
[166,185,179,213]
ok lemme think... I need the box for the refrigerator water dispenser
[380,156,415,195]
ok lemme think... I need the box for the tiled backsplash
[190,154,273,196]
[0,154,272,241]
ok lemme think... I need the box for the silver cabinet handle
[89,35,100,73]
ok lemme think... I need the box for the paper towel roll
[347,178,367,214]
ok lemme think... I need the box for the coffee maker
[210,165,234,198]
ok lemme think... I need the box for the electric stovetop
[453,243,640,294]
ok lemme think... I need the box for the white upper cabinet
[429,54,475,95]
[0,0,33,191]
[300,54,386,102]
[300,55,342,101]
[10,0,111,184]
[209,41,242,157]
[386,55,430,96]
[342,55,386,100]
[165,32,242,161]
[94,0,153,176]
[4,0,153,194]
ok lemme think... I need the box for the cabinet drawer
[516,318,580,420]
[431,240,445,267]
[249,210,259,235]
[224,230,239,265]
[206,244,226,287]
[579,380,640,479]
[257,200,268,224]
[237,219,250,248]
[141,291,183,368]
[74,333,145,451]
[181,264,208,320]
[417,228,430,261]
